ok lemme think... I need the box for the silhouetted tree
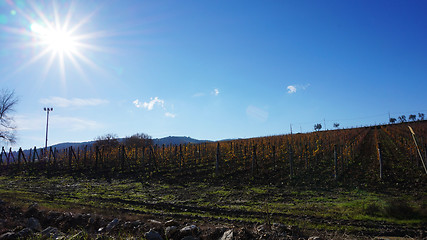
[419,113,425,121]
[94,133,119,148]
[314,123,322,131]
[389,118,397,124]
[333,123,340,128]
[409,114,416,122]
[398,115,407,123]
[0,89,18,144]
[124,133,153,148]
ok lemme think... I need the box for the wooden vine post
[83,146,87,167]
[95,146,99,170]
[17,148,23,167]
[289,144,293,178]
[215,142,220,175]
[32,147,37,164]
[305,144,308,169]
[68,147,72,169]
[272,145,276,170]
[198,144,202,164]
[134,146,138,166]
[148,146,153,173]
[425,144,427,170]
[68,146,77,170]
[252,144,257,176]
[334,145,338,180]
[142,146,145,166]
[52,148,57,167]
[408,126,427,175]
[8,148,15,167]
[179,144,183,169]
[120,145,125,170]
[153,145,158,171]
[0,147,3,165]
[162,144,165,166]
[378,143,383,180]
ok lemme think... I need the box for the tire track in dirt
[86,196,426,236]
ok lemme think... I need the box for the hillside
[21,136,209,152]
[5,120,427,189]
[0,121,426,239]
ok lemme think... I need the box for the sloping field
[0,122,426,239]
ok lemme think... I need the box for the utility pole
[44,107,53,155]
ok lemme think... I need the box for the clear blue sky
[1,0,426,149]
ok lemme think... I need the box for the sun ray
[67,5,101,35]
[10,2,36,25]
[2,0,115,88]
[66,51,90,84]
[11,47,52,76]
[73,41,108,53]
[42,51,57,80]
[62,2,75,31]
[72,51,104,73]
[29,1,55,31]
[58,52,66,87]
[72,51,112,80]
[53,1,61,30]
[1,26,32,37]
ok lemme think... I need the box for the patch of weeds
[160,194,176,201]
[309,196,331,202]
[209,189,231,196]
[196,182,209,189]
[364,202,382,217]
[249,186,267,194]
[383,199,419,220]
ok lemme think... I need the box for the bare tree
[0,89,18,144]
[409,114,416,122]
[94,133,119,148]
[124,133,153,148]
[389,118,397,124]
[314,123,322,131]
[333,123,340,129]
[418,113,425,121]
[398,115,407,123]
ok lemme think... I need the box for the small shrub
[383,199,417,220]
[364,203,381,216]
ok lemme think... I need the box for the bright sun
[31,23,78,54]
[2,0,105,84]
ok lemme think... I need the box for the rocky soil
[0,199,373,240]
[1,199,426,240]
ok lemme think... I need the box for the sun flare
[2,0,108,85]
[31,22,78,54]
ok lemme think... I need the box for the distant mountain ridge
[43,136,209,151]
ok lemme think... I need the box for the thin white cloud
[213,88,220,96]
[133,97,164,110]
[165,112,176,118]
[40,97,109,108]
[15,114,103,131]
[52,116,102,131]
[193,92,205,98]
[14,115,44,131]
[287,85,297,94]
[301,83,311,90]
[286,84,310,94]
[194,88,220,97]
[246,105,269,122]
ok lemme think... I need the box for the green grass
[0,175,425,234]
